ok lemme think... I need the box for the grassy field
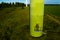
[0,5,60,40]
[0,7,29,40]
[45,5,60,17]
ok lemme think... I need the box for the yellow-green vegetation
[0,5,60,40]
[0,7,29,40]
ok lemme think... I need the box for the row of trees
[0,2,26,9]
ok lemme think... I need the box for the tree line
[0,2,27,9]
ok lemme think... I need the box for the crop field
[0,5,60,40]
[44,5,60,17]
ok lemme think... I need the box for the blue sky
[45,0,60,4]
[0,0,30,4]
[0,0,60,4]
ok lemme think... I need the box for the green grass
[0,5,60,40]
[44,6,60,17]
[0,7,29,40]
[44,5,60,40]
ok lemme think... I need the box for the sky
[45,0,60,4]
[0,0,60,4]
[0,0,30,4]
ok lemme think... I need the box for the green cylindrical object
[30,0,44,37]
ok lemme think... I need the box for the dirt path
[46,14,60,25]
